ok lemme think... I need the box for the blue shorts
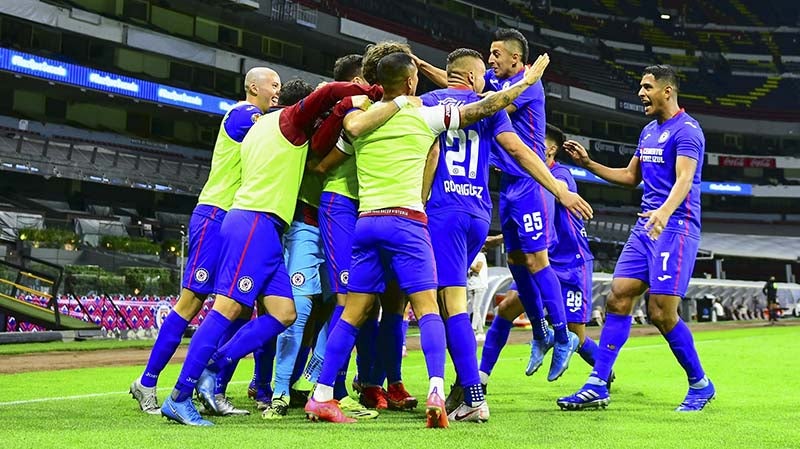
[283,220,325,297]
[555,260,593,324]
[348,214,437,295]
[614,228,700,297]
[499,174,557,254]
[428,209,489,288]
[213,209,293,308]
[182,204,226,295]
[319,192,358,294]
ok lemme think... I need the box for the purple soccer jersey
[224,102,262,143]
[421,87,514,222]
[485,68,547,174]
[549,162,594,268]
[614,109,705,297]
[634,109,704,236]
[213,209,293,308]
[182,204,227,295]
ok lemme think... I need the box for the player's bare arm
[307,146,348,175]
[563,139,642,188]
[411,54,448,88]
[459,54,549,127]
[421,140,440,204]
[497,132,593,220]
[639,155,697,240]
[343,96,423,138]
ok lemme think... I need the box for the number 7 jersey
[421,87,515,222]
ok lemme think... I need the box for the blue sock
[356,318,379,383]
[142,311,189,388]
[590,312,631,383]
[508,264,546,340]
[208,314,287,374]
[215,317,248,394]
[532,266,568,343]
[381,313,404,383]
[578,337,599,367]
[401,319,409,346]
[291,345,311,387]
[303,322,328,383]
[664,319,706,384]
[273,295,312,397]
[418,313,446,379]
[253,337,276,392]
[445,313,483,405]
[318,319,359,387]
[479,316,513,376]
[334,354,350,400]
[330,305,344,330]
[172,310,231,402]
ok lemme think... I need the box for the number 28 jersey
[421,87,514,223]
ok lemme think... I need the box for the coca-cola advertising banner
[717,156,776,168]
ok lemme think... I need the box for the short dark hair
[545,123,565,151]
[376,52,415,89]
[333,54,363,82]
[643,65,680,92]
[493,28,528,63]
[278,79,313,106]
[446,48,484,76]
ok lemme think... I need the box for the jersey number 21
[445,129,480,179]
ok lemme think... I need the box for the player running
[557,65,715,412]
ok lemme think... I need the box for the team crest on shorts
[291,272,305,287]
[339,270,349,286]
[194,268,209,284]
[237,276,254,293]
[658,130,670,143]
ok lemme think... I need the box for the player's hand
[350,95,373,111]
[483,234,504,250]
[638,207,670,240]
[557,191,593,220]
[563,140,593,167]
[522,53,549,86]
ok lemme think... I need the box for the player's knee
[605,291,632,315]
[523,252,549,273]
[498,293,523,320]
[275,308,297,327]
[648,304,677,330]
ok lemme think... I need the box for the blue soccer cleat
[675,380,715,412]
[547,331,580,382]
[195,369,220,415]
[526,328,554,376]
[161,396,213,426]
[556,383,610,410]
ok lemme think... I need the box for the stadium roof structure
[699,233,800,262]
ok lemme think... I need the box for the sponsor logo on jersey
[194,268,209,284]
[237,276,254,293]
[291,272,306,287]
[531,232,544,241]
[657,275,672,282]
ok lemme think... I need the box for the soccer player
[304,51,551,427]
[557,65,715,411]
[420,49,591,421]
[129,67,278,415]
[159,79,385,426]
[477,125,602,388]
[416,29,579,381]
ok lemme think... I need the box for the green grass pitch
[1,325,797,449]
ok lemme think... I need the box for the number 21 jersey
[421,87,514,223]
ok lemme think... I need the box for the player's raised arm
[458,53,549,128]
[411,54,448,88]
[563,139,642,188]
[497,132,593,220]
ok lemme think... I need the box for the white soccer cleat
[447,400,490,423]
[130,379,161,415]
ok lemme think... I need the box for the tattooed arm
[457,53,549,128]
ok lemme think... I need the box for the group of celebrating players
[128,27,716,428]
